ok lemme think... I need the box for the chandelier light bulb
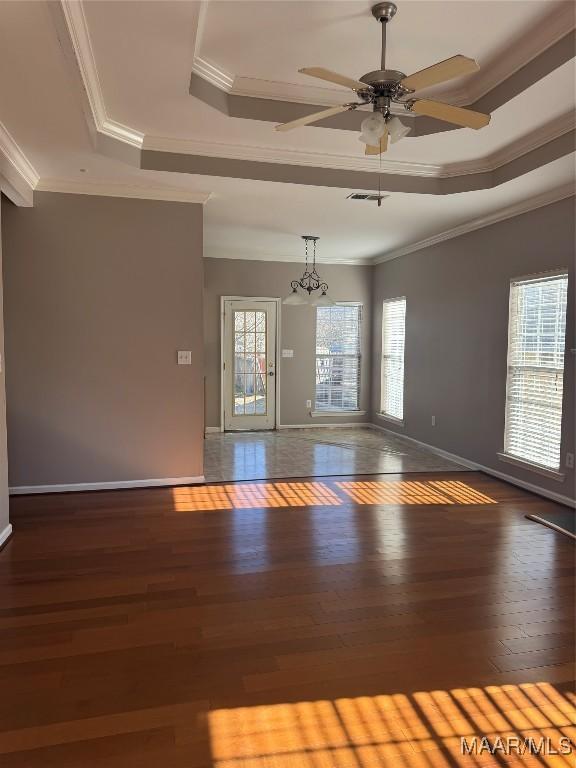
[359,112,386,145]
[283,288,307,306]
[311,292,335,307]
[359,131,379,146]
[388,116,411,144]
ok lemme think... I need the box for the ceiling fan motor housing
[358,70,411,117]
[359,70,407,92]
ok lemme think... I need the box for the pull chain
[378,145,382,207]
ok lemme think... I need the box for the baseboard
[469,465,575,509]
[0,523,13,549]
[9,476,206,495]
[369,422,480,470]
[369,424,575,509]
[207,423,371,433]
[278,423,372,430]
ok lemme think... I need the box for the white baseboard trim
[368,424,575,509]
[467,465,575,509]
[207,423,371,433]
[0,523,13,548]
[278,422,372,430]
[9,476,206,495]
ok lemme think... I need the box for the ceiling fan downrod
[372,2,397,71]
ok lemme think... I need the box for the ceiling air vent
[347,193,389,202]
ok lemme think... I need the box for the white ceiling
[0,0,573,263]
[198,0,559,95]
[201,156,575,263]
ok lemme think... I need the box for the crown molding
[143,134,442,176]
[192,2,575,108]
[204,247,373,266]
[0,121,39,188]
[0,120,39,206]
[372,183,576,265]
[192,56,234,92]
[36,178,211,204]
[453,0,576,105]
[440,111,576,178]
[144,113,575,180]
[60,0,144,148]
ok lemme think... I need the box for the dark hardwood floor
[0,472,574,767]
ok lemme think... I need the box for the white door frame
[220,296,281,431]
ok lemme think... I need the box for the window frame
[313,302,363,415]
[500,268,568,478]
[378,296,407,424]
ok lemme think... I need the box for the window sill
[497,452,565,482]
[311,410,367,418]
[375,412,404,427]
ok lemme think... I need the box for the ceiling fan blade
[365,129,389,155]
[411,99,490,129]
[274,104,354,132]
[299,67,368,92]
[400,55,479,92]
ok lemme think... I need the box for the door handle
[268,371,275,377]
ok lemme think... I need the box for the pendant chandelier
[283,236,334,306]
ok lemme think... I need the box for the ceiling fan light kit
[388,116,411,143]
[275,2,491,153]
[359,111,387,146]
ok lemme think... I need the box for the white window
[380,297,406,421]
[315,304,361,411]
[504,271,568,471]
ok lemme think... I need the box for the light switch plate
[177,350,192,365]
[282,349,294,358]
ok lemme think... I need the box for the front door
[223,299,277,430]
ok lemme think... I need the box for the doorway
[222,298,278,431]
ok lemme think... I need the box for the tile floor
[204,426,466,482]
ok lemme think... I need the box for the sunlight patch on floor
[337,480,497,506]
[208,683,575,767]
[172,481,342,511]
[172,479,497,512]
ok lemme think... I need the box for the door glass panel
[233,310,268,417]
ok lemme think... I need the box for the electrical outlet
[431,415,436,427]
[177,350,192,365]
[306,400,312,408]
[566,453,575,469]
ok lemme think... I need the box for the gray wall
[2,192,204,487]
[371,197,575,501]
[0,197,10,533]
[204,258,372,427]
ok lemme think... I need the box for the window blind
[380,297,406,420]
[315,304,361,411]
[504,272,568,470]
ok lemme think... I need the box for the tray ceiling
[0,0,574,263]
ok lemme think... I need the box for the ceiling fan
[274,2,491,155]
